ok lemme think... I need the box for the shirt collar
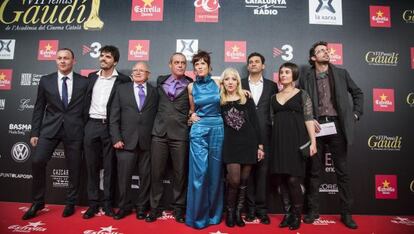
[248,75,263,84]
[58,71,73,80]
[134,82,147,89]
[97,69,118,79]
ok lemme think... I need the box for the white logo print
[11,142,31,163]
[194,0,220,12]
[84,225,123,234]
[8,221,47,232]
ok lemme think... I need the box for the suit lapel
[257,79,270,106]
[68,74,81,109]
[140,84,154,111]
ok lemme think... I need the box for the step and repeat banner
[0,0,413,215]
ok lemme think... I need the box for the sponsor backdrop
[0,0,413,215]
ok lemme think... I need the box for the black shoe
[303,212,319,224]
[114,209,132,220]
[103,206,115,217]
[136,209,146,220]
[62,205,75,217]
[341,214,358,229]
[279,213,292,228]
[235,208,245,227]
[173,209,185,223]
[145,209,161,222]
[83,206,98,219]
[225,208,236,227]
[244,208,256,222]
[22,203,45,220]
[289,215,301,230]
[257,213,270,224]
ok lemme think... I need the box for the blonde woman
[220,68,264,227]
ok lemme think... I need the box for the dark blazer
[31,72,89,140]
[152,75,193,141]
[241,77,278,148]
[110,82,158,151]
[84,70,131,122]
[299,64,364,145]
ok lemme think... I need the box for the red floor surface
[0,202,413,234]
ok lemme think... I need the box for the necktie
[168,80,178,100]
[62,76,68,109]
[138,84,146,110]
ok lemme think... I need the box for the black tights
[273,174,303,214]
[226,164,252,208]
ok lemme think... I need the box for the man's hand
[30,137,39,147]
[113,141,124,149]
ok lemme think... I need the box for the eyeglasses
[132,69,150,75]
[314,48,329,55]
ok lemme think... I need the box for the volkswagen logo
[11,142,30,163]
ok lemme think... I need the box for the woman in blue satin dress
[186,50,224,229]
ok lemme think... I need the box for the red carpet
[0,202,413,234]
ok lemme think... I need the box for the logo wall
[176,39,199,61]
[0,69,12,90]
[224,41,246,63]
[131,0,164,21]
[245,0,287,16]
[128,40,150,61]
[373,88,394,112]
[370,5,391,27]
[11,142,31,163]
[194,0,220,23]
[0,39,15,59]
[38,40,58,61]
[375,174,397,199]
[309,0,343,25]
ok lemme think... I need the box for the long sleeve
[30,77,46,137]
[109,87,122,144]
[345,70,364,118]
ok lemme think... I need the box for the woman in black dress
[270,62,317,230]
[220,67,265,227]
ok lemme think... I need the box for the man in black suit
[242,52,278,224]
[82,45,130,219]
[145,52,192,223]
[22,48,89,220]
[109,62,158,220]
[300,41,364,229]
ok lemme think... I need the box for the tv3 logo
[273,44,293,61]
[82,42,102,58]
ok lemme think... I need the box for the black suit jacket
[31,72,89,140]
[110,82,158,151]
[84,70,131,122]
[299,64,364,145]
[241,77,278,149]
[152,75,193,141]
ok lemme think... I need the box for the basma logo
[8,123,31,135]
[11,142,30,163]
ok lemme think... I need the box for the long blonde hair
[220,67,246,105]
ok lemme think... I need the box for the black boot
[225,185,238,228]
[235,184,247,227]
[289,205,302,230]
[226,207,236,227]
[278,186,292,228]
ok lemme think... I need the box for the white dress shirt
[89,70,118,119]
[133,82,147,109]
[248,75,264,105]
[57,71,73,103]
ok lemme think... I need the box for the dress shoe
[103,206,115,217]
[62,205,75,217]
[22,203,44,220]
[173,209,185,223]
[257,213,271,224]
[289,215,301,230]
[145,209,161,222]
[83,206,98,219]
[114,209,132,220]
[279,213,293,228]
[244,208,256,222]
[136,209,146,220]
[303,212,319,224]
[341,214,358,229]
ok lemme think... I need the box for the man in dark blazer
[241,52,278,224]
[22,48,89,220]
[82,45,131,219]
[300,41,363,229]
[109,62,158,220]
[145,52,192,223]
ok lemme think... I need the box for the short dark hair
[192,50,211,67]
[279,62,299,81]
[309,41,328,66]
[58,48,75,59]
[247,52,265,64]
[169,52,186,64]
[100,45,120,62]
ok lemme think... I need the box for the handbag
[299,140,311,159]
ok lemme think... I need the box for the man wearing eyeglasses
[83,45,130,219]
[109,62,158,220]
[300,41,363,229]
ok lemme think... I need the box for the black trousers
[305,120,353,214]
[149,136,188,211]
[31,127,82,205]
[246,152,269,215]
[116,146,150,210]
[84,120,115,207]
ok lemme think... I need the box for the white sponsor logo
[11,142,30,163]
[324,152,335,173]
[245,0,287,16]
[194,0,221,12]
[131,175,140,189]
[309,0,343,25]
[17,99,35,111]
[20,73,43,86]
[177,39,198,61]
[319,183,338,194]
[0,172,32,179]
[273,44,293,61]
[9,123,31,135]
[51,169,69,188]
[390,217,414,226]
[0,39,16,59]
[8,221,47,232]
[312,218,336,225]
[52,149,65,159]
[82,42,102,58]
[0,99,5,110]
[83,225,123,234]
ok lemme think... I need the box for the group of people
[22,41,364,231]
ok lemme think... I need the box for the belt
[89,118,107,124]
[318,116,338,123]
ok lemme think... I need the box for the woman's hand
[189,112,201,124]
[310,142,317,156]
[257,148,265,162]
